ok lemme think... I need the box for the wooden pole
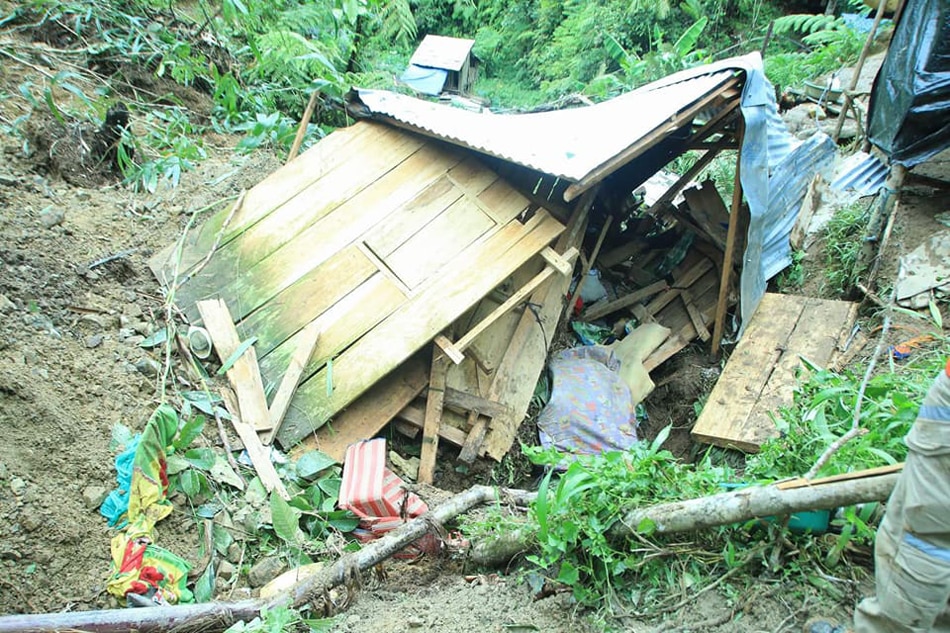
[711,120,744,356]
[832,0,888,142]
[286,90,321,163]
[417,348,449,484]
[565,214,613,319]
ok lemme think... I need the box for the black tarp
[867,0,950,167]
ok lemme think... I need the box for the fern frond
[378,0,417,46]
[773,13,840,36]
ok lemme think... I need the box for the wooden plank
[539,247,574,277]
[582,279,669,322]
[263,320,320,445]
[237,245,377,358]
[712,120,745,356]
[220,388,290,500]
[645,258,714,315]
[776,463,904,490]
[395,401,469,447]
[482,189,595,460]
[290,354,429,463]
[149,122,376,281]
[566,215,613,317]
[418,352,449,485]
[434,334,466,364]
[643,271,720,371]
[682,180,730,250]
[363,176,462,257]
[458,410,486,464]
[385,196,496,289]
[475,178,532,226]
[258,274,407,387]
[197,298,274,433]
[180,142,460,323]
[450,247,579,356]
[442,386,511,420]
[681,290,711,342]
[692,294,855,451]
[276,210,565,447]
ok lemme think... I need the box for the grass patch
[822,199,874,295]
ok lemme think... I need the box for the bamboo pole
[286,90,321,163]
[831,0,887,142]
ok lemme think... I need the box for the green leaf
[216,336,258,376]
[650,425,671,452]
[636,517,656,535]
[210,455,246,490]
[194,561,215,603]
[166,453,190,476]
[270,491,302,545]
[184,448,216,471]
[557,560,579,585]
[325,510,359,532]
[296,451,336,481]
[180,470,201,498]
[174,415,206,450]
[317,476,341,499]
[302,617,336,633]
[929,298,943,329]
[213,524,234,556]
[181,391,223,416]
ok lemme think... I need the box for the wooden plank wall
[692,293,857,451]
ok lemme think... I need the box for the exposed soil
[0,25,947,633]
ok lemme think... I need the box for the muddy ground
[0,32,948,633]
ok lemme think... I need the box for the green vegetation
[821,199,874,295]
[463,338,950,619]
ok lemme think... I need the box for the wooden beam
[457,410,486,464]
[645,258,714,315]
[565,215,613,318]
[418,350,449,484]
[582,279,669,322]
[447,247,579,359]
[539,246,574,277]
[291,354,429,463]
[434,334,466,364]
[681,290,710,342]
[197,299,273,433]
[396,401,469,447]
[564,77,741,202]
[220,389,290,500]
[263,321,320,445]
[712,119,745,356]
[442,387,511,420]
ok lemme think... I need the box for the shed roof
[409,34,476,72]
[349,69,740,201]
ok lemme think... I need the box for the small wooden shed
[402,34,477,96]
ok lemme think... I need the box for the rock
[125,335,145,347]
[10,477,26,496]
[19,508,43,532]
[123,304,143,319]
[85,334,103,349]
[226,542,243,563]
[39,206,65,229]
[118,327,136,340]
[345,615,361,627]
[80,313,107,329]
[75,191,91,201]
[408,617,425,628]
[247,556,286,588]
[217,560,237,582]
[133,321,151,336]
[0,173,16,187]
[82,486,108,510]
[0,294,15,313]
[134,358,160,377]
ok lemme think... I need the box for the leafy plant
[820,199,874,295]
[224,604,334,633]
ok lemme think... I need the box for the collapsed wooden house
[150,53,839,482]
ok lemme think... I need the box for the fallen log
[0,486,532,633]
[471,471,899,567]
[0,473,897,632]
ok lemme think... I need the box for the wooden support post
[287,90,321,163]
[711,120,745,356]
[682,290,711,342]
[457,409,485,464]
[832,0,887,142]
[418,349,449,484]
[581,279,669,322]
[566,215,613,319]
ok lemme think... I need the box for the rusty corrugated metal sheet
[353,70,736,185]
[409,35,475,71]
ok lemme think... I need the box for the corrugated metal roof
[831,150,889,196]
[409,35,475,72]
[353,70,737,188]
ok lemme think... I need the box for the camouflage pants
[854,369,950,633]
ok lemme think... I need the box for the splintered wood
[692,293,858,452]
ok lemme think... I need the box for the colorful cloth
[537,345,639,464]
[106,404,193,605]
[339,439,438,557]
